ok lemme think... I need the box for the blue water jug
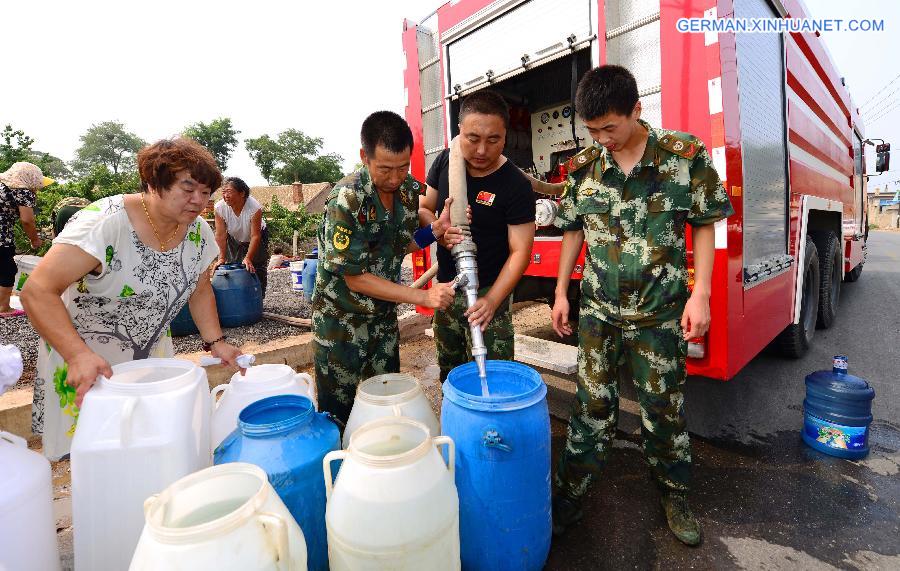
[214,395,340,571]
[169,303,198,336]
[441,361,551,571]
[213,263,263,328]
[802,355,875,460]
[301,249,318,303]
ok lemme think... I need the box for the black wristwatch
[202,335,226,352]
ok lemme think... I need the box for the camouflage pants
[312,310,400,423]
[556,314,691,498]
[433,286,514,381]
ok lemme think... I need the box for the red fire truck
[403,0,876,380]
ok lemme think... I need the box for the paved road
[540,231,899,570]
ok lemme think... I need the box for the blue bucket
[214,395,340,571]
[442,360,550,571]
[802,356,875,460]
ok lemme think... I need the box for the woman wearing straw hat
[0,162,52,317]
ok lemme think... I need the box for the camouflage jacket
[555,120,734,329]
[312,166,422,317]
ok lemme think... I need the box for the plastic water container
[71,358,212,571]
[324,417,460,570]
[12,254,42,294]
[215,395,340,571]
[211,364,317,450]
[213,263,264,328]
[290,260,305,292]
[130,462,307,570]
[442,360,551,571]
[169,303,199,336]
[301,249,318,302]
[343,373,440,449]
[0,431,61,571]
[802,356,875,459]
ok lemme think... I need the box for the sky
[3,0,899,191]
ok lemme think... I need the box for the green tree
[0,125,68,179]
[245,129,343,185]
[265,195,321,251]
[245,135,279,184]
[183,117,239,171]
[71,121,145,175]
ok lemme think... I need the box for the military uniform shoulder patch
[658,133,702,160]
[565,145,601,173]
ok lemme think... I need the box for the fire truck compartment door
[735,0,789,274]
[445,0,594,92]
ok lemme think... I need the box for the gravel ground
[4,263,420,382]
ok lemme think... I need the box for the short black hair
[459,90,509,128]
[222,176,250,198]
[273,246,283,255]
[575,65,640,121]
[360,111,414,157]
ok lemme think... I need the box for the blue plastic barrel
[214,395,340,571]
[441,360,551,571]
[802,355,875,460]
[213,263,263,328]
[301,249,318,303]
[169,303,198,336]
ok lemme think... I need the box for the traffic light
[876,143,890,173]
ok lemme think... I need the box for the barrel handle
[433,435,455,476]
[482,428,512,453]
[210,383,228,410]
[322,449,347,500]
[257,512,291,571]
[295,372,317,409]
[392,404,403,417]
[142,494,159,518]
[0,430,27,448]
[120,396,140,446]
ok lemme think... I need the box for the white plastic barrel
[342,373,439,449]
[12,254,41,294]
[71,358,212,571]
[0,431,61,571]
[130,462,306,570]
[290,260,305,292]
[324,417,460,570]
[211,364,317,450]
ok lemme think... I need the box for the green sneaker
[552,494,583,537]
[661,492,701,546]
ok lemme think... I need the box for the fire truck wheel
[777,236,819,358]
[810,231,841,329]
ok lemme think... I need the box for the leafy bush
[265,195,321,253]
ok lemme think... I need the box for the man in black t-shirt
[421,90,536,380]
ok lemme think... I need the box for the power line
[862,86,900,118]
[860,71,900,109]
[868,100,900,123]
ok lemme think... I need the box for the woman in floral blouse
[21,138,244,460]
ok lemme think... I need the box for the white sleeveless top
[214,196,266,242]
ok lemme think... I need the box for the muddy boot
[552,494,583,537]
[661,492,701,546]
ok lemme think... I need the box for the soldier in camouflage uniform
[550,66,734,545]
[312,111,458,422]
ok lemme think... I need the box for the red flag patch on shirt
[475,191,496,206]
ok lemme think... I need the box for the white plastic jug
[324,417,460,570]
[71,358,212,571]
[0,431,61,571]
[211,364,316,450]
[130,462,307,570]
[342,373,439,449]
[290,260,305,292]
